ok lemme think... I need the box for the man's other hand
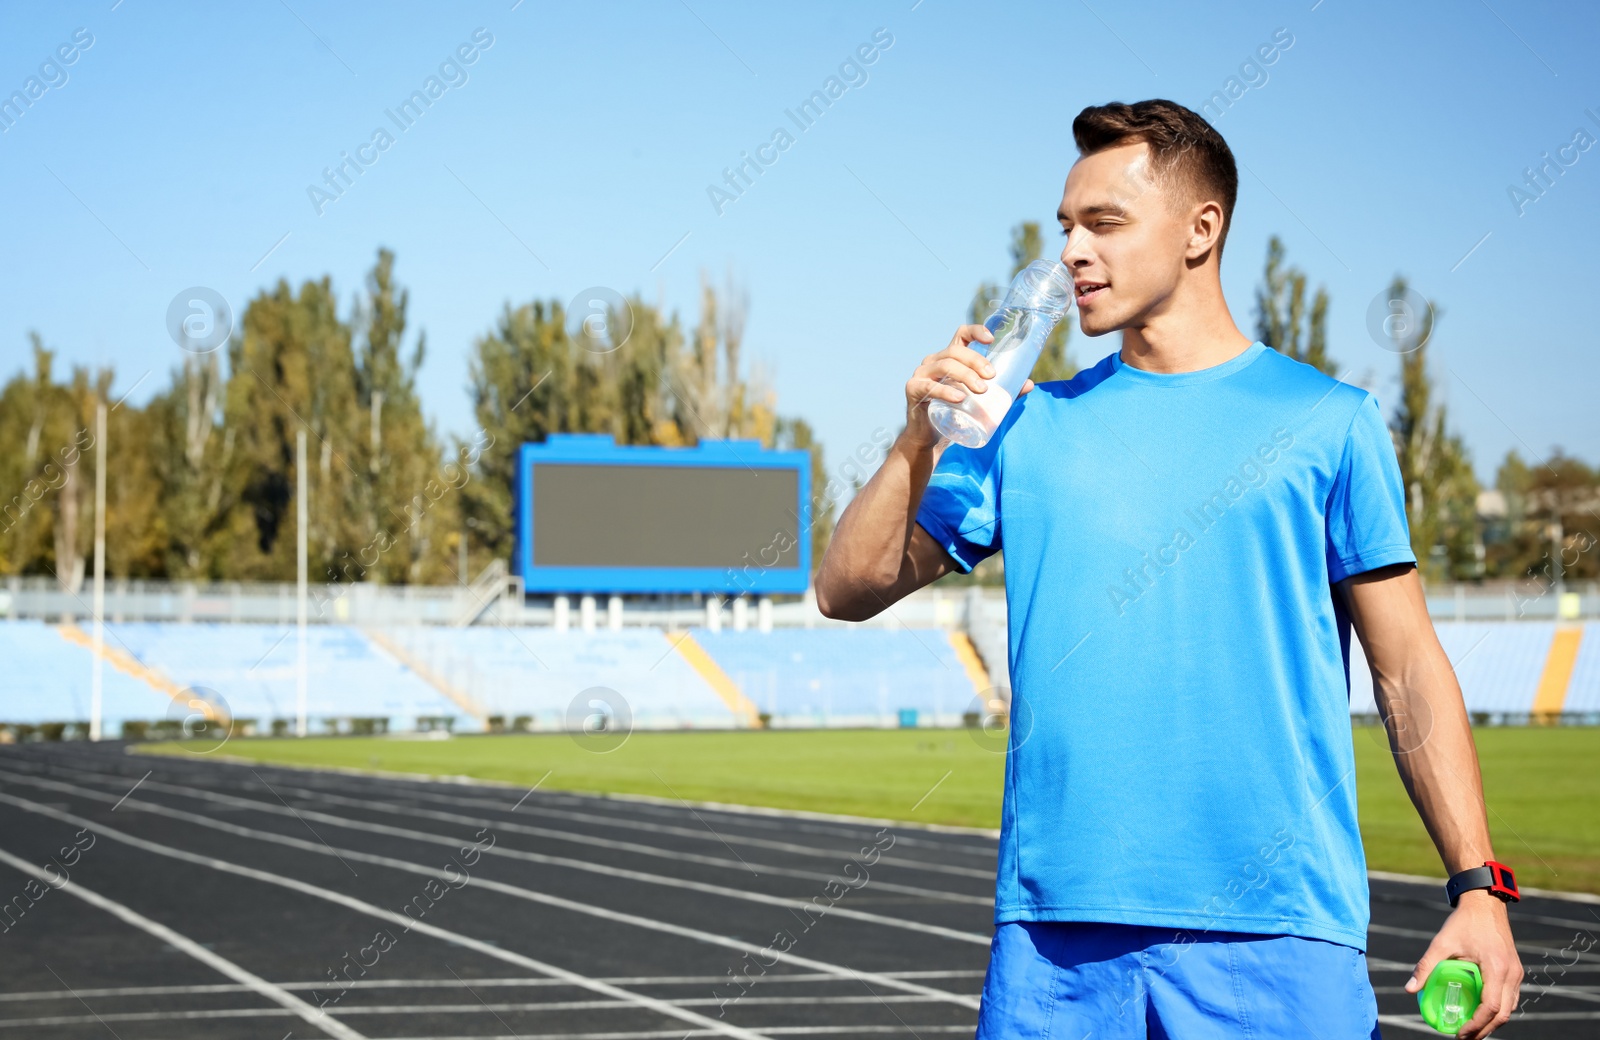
[1404,890,1522,1038]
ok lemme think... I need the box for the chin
[1076,314,1117,338]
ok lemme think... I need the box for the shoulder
[1249,347,1376,434]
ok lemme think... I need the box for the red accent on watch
[1446,860,1521,907]
[1485,860,1520,902]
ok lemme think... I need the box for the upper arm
[1336,563,1446,696]
[899,522,963,597]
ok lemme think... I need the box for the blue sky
[1,0,1596,486]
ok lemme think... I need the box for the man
[815,99,1522,1039]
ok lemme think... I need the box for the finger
[1018,378,1036,396]
[1467,959,1519,1039]
[1459,965,1517,1040]
[928,358,988,394]
[947,323,994,351]
[907,377,967,406]
[939,342,997,378]
[1459,988,1501,1039]
[1489,971,1520,1035]
[1405,946,1444,995]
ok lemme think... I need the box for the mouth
[1075,281,1108,306]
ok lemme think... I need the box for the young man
[816,100,1522,1039]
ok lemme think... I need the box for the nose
[1059,225,1093,267]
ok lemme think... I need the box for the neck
[1117,265,1252,373]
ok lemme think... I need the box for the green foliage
[1254,236,1336,375]
[774,416,834,566]
[1489,449,1600,581]
[0,336,110,588]
[455,273,811,569]
[0,251,830,585]
[1,250,458,584]
[1386,275,1481,581]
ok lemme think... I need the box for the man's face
[1057,142,1196,337]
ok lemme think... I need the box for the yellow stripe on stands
[56,624,222,721]
[1532,627,1583,718]
[363,628,488,723]
[947,631,992,695]
[667,632,760,727]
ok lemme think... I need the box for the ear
[1185,200,1226,261]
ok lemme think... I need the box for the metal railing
[1,575,1594,628]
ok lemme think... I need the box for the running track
[0,743,1594,1039]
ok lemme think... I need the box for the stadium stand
[690,627,986,727]
[2,615,1594,737]
[96,622,461,733]
[1345,622,1597,720]
[378,625,742,730]
[1565,622,1600,714]
[0,620,174,731]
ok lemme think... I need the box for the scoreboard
[513,435,812,594]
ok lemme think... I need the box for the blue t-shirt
[916,341,1415,951]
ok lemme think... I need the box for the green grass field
[146,725,1600,895]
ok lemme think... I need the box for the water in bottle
[927,259,1074,449]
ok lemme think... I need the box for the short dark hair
[1072,99,1238,256]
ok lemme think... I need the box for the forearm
[1376,636,1496,874]
[815,432,943,619]
[1344,559,1520,1034]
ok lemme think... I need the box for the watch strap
[1446,861,1520,907]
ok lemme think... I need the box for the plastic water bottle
[1418,959,1482,1033]
[927,259,1074,449]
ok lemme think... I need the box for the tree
[351,249,450,584]
[1254,236,1335,375]
[970,221,1075,383]
[1385,275,1480,581]
[774,416,832,566]
[2,252,825,585]
[1489,449,1600,582]
[144,351,227,578]
[462,277,814,572]
[0,337,112,594]
[213,275,357,580]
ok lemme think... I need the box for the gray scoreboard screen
[514,435,811,594]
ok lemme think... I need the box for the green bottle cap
[1418,959,1483,1033]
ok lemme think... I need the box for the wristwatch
[1445,861,1520,908]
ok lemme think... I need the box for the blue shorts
[976,921,1382,1039]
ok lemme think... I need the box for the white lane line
[0,843,368,1040]
[49,744,1005,852]
[0,783,976,1014]
[1376,983,1600,1004]
[265,778,990,906]
[37,754,996,880]
[0,992,963,1029]
[202,761,997,875]
[0,969,989,1005]
[1371,868,1600,908]
[0,789,778,1040]
[55,757,989,907]
[356,1024,972,1030]
[109,770,151,811]
[400,787,1000,874]
[32,766,991,945]
[1366,921,1583,961]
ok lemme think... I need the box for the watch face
[1488,861,1518,899]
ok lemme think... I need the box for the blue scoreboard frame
[513,434,812,595]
